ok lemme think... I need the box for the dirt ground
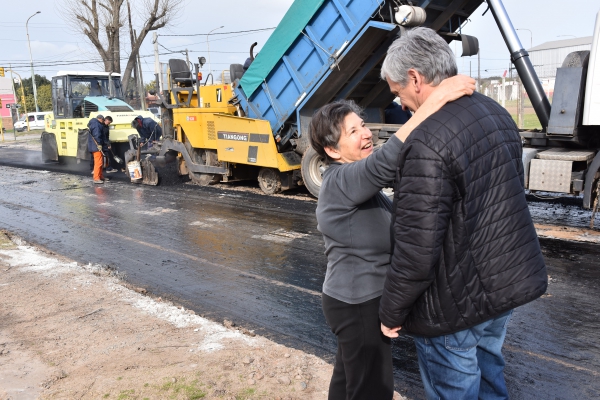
[535,223,600,243]
[0,231,334,400]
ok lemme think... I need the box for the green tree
[145,80,156,93]
[36,85,52,111]
[17,85,52,113]
[14,75,51,95]
[14,75,52,112]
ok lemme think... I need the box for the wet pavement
[0,152,599,399]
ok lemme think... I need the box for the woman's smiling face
[327,112,373,163]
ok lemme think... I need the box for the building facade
[528,36,593,96]
[0,77,18,130]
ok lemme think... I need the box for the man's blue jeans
[412,310,513,400]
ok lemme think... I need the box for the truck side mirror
[460,34,479,57]
[439,33,479,57]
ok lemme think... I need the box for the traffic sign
[0,67,4,77]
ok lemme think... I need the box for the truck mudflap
[583,152,600,209]
[41,131,59,162]
[77,129,90,161]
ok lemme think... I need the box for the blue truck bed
[234,0,484,146]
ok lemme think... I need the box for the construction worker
[131,115,162,145]
[102,116,118,174]
[88,114,106,184]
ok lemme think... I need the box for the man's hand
[97,145,102,152]
[381,323,402,338]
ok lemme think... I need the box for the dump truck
[484,0,600,210]
[41,71,155,165]
[152,0,600,209]
[150,0,483,196]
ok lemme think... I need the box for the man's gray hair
[381,27,457,87]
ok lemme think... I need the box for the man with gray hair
[378,27,547,399]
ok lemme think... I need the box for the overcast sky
[1,0,598,84]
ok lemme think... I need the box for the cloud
[31,41,81,57]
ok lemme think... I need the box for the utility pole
[9,63,18,133]
[477,49,481,92]
[153,32,161,92]
[127,0,138,106]
[26,11,41,112]
[136,30,146,110]
[517,77,524,128]
[502,73,506,108]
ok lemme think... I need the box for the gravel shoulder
[0,231,332,400]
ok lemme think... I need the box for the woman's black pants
[322,294,394,400]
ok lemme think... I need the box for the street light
[516,28,532,49]
[26,11,41,113]
[206,26,224,78]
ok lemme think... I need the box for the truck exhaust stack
[487,0,551,130]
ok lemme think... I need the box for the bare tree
[62,0,182,92]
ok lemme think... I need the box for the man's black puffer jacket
[379,92,547,337]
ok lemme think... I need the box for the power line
[158,42,185,55]
[0,21,64,26]
[0,38,81,43]
[0,49,248,69]
[160,27,275,37]
[2,29,267,72]
[1,47,250,68]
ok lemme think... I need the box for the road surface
[0,153,599,399]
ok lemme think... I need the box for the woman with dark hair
[310,75,475,400]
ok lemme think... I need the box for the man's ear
[407,69,424,93]
[324,146,341,161]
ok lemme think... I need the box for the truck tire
[182,133,221,186]
[188,148,221,186]
[258,168,282,195]
[583,152,600,209]
[301,146,326,198]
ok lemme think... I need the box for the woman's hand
[393,74,475,142]
[426,74,476,108]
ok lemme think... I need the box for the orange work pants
[92,151,104,181]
